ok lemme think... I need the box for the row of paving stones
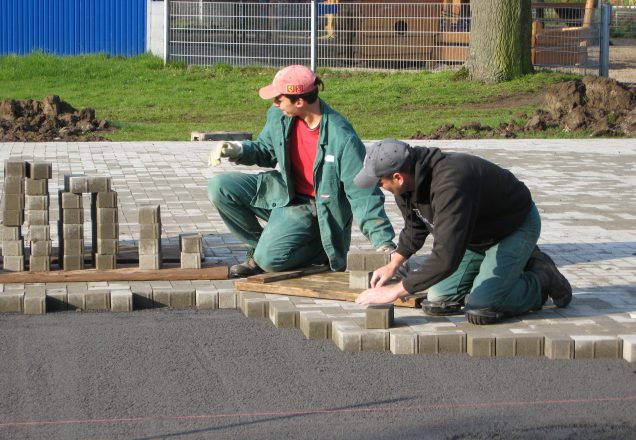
[1,281,634,362]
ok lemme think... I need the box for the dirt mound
[412,76,636,140]
[0,96,110,142]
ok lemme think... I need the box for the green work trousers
[207,172,327,272]
[427,203,543,316]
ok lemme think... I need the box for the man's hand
[208,141,243,167]
[370,263,398,288]
[355,282,407,306]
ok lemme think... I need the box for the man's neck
[297,100,322,130]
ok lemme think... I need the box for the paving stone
[242,297,269,318]
[218,289,238,309]
[389,328,418,354]
[179,233,202,253]
[4,159,26,177]
[180,252,201,269]
[299,311,331,340]
[4,193,24,210]
[268,300,299,328]
[152,288,195,308]
[60,191,83,209]
[45,289,68,312]
[138,254,162,270]
[96,207,118,223]
[190,130,252,141]
[139,239,161,255]
[618,334,636,363]
[138,204,161,224]
[67,291,86,310]
[62,224,83,239]
[66,283,88,293]
[28,225,50,242]
[96,239,119,255]
[196,288,218,310]
[66,175,88,194]
[467,333,496,357]
[130,283,154,309]
[362,330,390,352]
[3,210,24,226]
[62,239,84,256]
[2,240,24,256]
[96,223,119,239]
[26,161,52,179]
[418,331,467,354]
[365,304,394,329]
[24,291,46,315]
[62,255,84,271]
[139,224,161,239]
[25,195,49,211]
[496,334,544,357]
[61,208,83,224]
[25,210,49,225]
[2,226,22,241]
[0,291,24,313]
[87,176,111,193]
[349,271,372,289]
[95,192,118,208]
[29,255,50,272]
[30,241,52,257]
[94,254,117,270]
[573,335,622,359]
[3,176,24,193]
[85,290,110,311]
[3,256,25,272]
[111,289,133,312]
[25,178,48,196]
[332,321,363,352]
[346,250,392,271]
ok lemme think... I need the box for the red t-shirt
[289,117,320,197]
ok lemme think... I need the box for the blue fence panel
[0,0,146,56]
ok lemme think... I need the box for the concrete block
[63,255,84,271]
[346,250,392,271]
[3,209,24,226]
[24,291,46,315]
[3,256,24,271]
[96,223,119,239]
[4,159,26,177]
[96,207,118,224]
[268,300,299,328]
[66,175,88,194]
[618,334,636,363]
[25,178,48,195]
[390,328,418,354]
[218,289,238,309]
[2,240,24,256]
[67,291,86,310]
[94,254,117,270]
[0,291,24,312]
[242,297,269,318]
[130,283,154,309]
[573,335,622,359]
[467,333,496,357]
[349,271,372,290]
[332,321,363,352]
[60,191,83,209]
[544,334,575,360]
[2,226,22,241]
[4,193,24,210]
[139,224,161,239]
[418,331,467,354]
[25,195,48,210]
[96,239,119,255]
[25,210,48,226]
[365,304,394,329]
[496,334,544,357]
[171,288,195,308]
[4,176,24,193]
[139,254,162,270]
[139,239,161,255]
[26,161,52,180]
[27,225,49,242]
[95,192,118,208]
[87,176,111,193]
[61,208,83,224]
[46,289,68,312]
[29,255,50,272]
[179,233,202,253]
[85,290,110,310]
[299,311,331,340]
[138,204,161,224]
[30,241,52,257]
[62,239,85,256]
[190,131,252,141]
[196,288,218,310]
[62,224,83,239]
[180,252,201,269]
[111,290,133,312]
[361,330,390,352]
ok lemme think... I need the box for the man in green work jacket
[207,65,395,278]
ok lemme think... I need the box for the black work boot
[464,308,507,325]
[526,246,572,308]
[422,299,464,316]
[229,249,265,278]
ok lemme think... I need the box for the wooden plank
[0,262,228,284]
[246,265,329,284]
[235,272,417,308]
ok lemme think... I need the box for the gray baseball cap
[353,138,413,188]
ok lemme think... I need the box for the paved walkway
[0,140,635,361]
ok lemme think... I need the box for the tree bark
[465,0,533,82]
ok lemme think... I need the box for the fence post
[599,4,611,77]
[311,0,317,71]
[164,0,170,64]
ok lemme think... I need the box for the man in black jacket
[353,139,572,325]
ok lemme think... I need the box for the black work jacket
[396,147,533,294]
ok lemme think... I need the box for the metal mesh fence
[611,5,636,38]
[166,1,603,74]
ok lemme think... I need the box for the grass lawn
[0,53,578,141]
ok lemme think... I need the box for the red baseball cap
[259,65,317,100]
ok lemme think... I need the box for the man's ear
[393,172,404,184]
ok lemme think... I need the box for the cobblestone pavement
[0,139,635,361]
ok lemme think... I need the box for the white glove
[208,141,243,167]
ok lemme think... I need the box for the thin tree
[465,0,534,82]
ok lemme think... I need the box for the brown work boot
[526,246,572,308]
[229,249,265,278]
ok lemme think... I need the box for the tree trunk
[465,0,533,82]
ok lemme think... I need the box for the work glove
[208,141,243,167]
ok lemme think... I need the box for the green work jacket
[237,100,395,271]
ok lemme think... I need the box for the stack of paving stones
[179,233,202,269]
[89,178,118,270]
[347,250,392,289]
[2,159,26,271]
[138,204,162,270]
[58,174,86,270]
[25,161,52,272]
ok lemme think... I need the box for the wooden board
[245,265,330,284]
[0,262,228,284]
[235,271,417,308]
